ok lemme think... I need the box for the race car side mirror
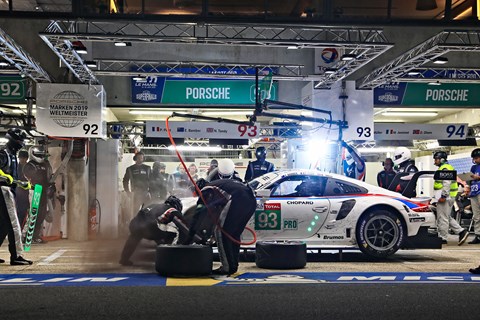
[256,189,271,198]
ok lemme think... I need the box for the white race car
[239,170,441,258]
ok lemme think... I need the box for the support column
[67,158,89,241]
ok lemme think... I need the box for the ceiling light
[73,46,88,54]
[167,145,222,152]
[373,119,406,123]
[85,61,97,68]
[341,53,357,61]
[428,81,441,86]
[129,110,173,115]
[115,41,131,47]
[324,68,337,75]
[407,70,421,76]
[382,111,438,117]
[433,57,448,64]
[202,111,254,116]
[357,147,396,153]
[132,75,146,81]
[0,61,9,67]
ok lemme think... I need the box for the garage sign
[0,76,25,101]
[146,121,259,139]
[374,123,468,140]
[36,83,107,138]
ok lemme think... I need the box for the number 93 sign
[36,83,107,139]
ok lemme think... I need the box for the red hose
[165,116,256,246]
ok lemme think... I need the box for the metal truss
[40,20,391,85]
[0,28,51,83]
[94,60,319,80]
[398,68,480,82]
[359,30,480,89]
[39,21,99,84]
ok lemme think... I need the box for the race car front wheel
[356,210,405,259]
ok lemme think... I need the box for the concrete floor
[1,233,479,274]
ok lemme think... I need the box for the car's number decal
[255,207,281,230]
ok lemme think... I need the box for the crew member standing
[123,151,151,212]
[392,147,419,194]
[0,128,32,265]
[377,158,396,189]
[149,161,171,203]
[23,145,54,244]
[184,178,257,275]
[15,150,29,227]
[432,151,469,246]
[244,146,275,182]
[467,148,480,244]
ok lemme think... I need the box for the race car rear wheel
[356,210,405,259]
[155,244,213,277]
[255,240,307,269]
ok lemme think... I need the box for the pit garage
[1,1,480,318]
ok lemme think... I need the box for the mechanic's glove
[17,180,32,190]
[0,169,13,185]
[195,178,208,190]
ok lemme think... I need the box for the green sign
[403,83,480,106]
[0,76,25,101]
[255,204,281,230]
[161,80,277,105]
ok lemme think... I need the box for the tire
[356,210,406,259]
[155,244,213,277]
[255,240,307,269]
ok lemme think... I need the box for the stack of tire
[255,240,307,269]
[155,244,213,277]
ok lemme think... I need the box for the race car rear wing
[388,170,457,198]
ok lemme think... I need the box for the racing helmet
[393,147,411,166]
[217,159,235,179]
[433,150,448,162]
[153,161,166,171]
[471,148,480,159]
[29,145,46,163]
[255,146,267,161]
[344,150,354,166]
[5,128,26,152]
[164,195,183,212]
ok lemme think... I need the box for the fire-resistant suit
[0,129,32,265]
[185,179,257,275]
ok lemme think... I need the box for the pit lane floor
[0,233,479,274]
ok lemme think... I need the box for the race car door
[251,175,330,240]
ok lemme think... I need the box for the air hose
[165,115,256,246]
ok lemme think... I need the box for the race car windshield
[248,180,260,190]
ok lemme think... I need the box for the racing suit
[395,160,418,195]
[0,147,25,262]
[149,171,171,203]
[23,159,53,241]
[377,168,396,189]
[434,162,464,241]
[119,203,186,265]
[469,163,480,240]
[123,163,151,212]
[186,179,257,275]
[244,159,275,182]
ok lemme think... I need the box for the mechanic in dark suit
[123,151,151,212]
[244,146,275,182]
[184,178,257,275]
[206,158,242,182]
[377,158,396,189]
[119,195,184,266]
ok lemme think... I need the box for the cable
[166,115,256,246]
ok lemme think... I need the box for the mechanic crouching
[184,178,257,276]
[119,195,186,266]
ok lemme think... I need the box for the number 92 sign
[0,77,25,101]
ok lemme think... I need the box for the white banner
[146,121,259,139]
[374,123,468,140]
[36,84,107,138]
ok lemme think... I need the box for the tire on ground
[355,209,406,259]
[255,240,307,269]
[156,244,213,277]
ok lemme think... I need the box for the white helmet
[217,159,235,179]
[393,147,411,166]
[29,145,46,163]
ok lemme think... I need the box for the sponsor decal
[286,201,314,205]
[323,235,345,240]
[378,92,399,103]
[48,90,88,128]
[264,203,281,210]
[409,217,426,223]
[135,91,157,101]
[283,219,298,230]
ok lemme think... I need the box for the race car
[239,169,441,258]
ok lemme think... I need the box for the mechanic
[184,178,257,275]
[0,128,33,265]
[377,157,396,189]
[206,159,218,176]
[123,151,151,212]
[341,141,365,181]
[206,158,242,182]
[119,195,186,266]
[15,150,29,227]
[392,147,419,194]
[23,145,55,244]
[244,146,275,182]
[432,151,469,245]
[148,161,172,203]
[467,148,480,244]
